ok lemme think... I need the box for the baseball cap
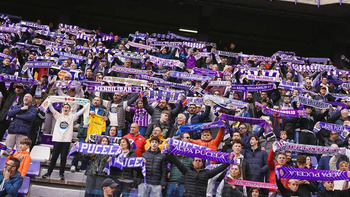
[15,83,24,89]
[101,178,118,188]
[320,86,327,90]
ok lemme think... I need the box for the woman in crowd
[216,164,246,197]
[110,138,139,197]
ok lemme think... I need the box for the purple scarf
[276,166,350,181]
[313,122,350,140]
[255,102,307,117]
[231,84,273,92]
[85,85,142,93]
[67,142,122,158]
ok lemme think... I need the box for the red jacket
[267,148,289,193]
[124,133,146,157]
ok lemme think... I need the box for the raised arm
[212,127,225,148]
[207,163,230,178]
[142,96,155,116]
[166,154,188,175]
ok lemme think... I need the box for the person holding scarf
[216,164,246,197]
[110,138,139,197]
[75,136,110,197]
[42,101,88,180]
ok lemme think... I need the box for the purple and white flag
[168,71,210,81]
[231,84,273,92]
[255,102,307,117]
[67,142,122,158]
[276,141,347,155]
[162,139,236,164]
[313,122,350,140]
[276,166,350,181]
[85,85,142,93]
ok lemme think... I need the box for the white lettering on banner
[135,158,143,166]
[127,158,135,166]
[80,143,88,152]
[101,146,108,155]
[94,145,102,154]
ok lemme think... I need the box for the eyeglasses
[194,160,202,163]
[239,127,246,129]
[5,163,13,167]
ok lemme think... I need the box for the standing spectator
[243,135,268,182]
[104,93,138,137]
[142,96,183,125]
[238,123,252,149]
[166,153,230,197]
[295,155,317,197]
[0,158,23,197]
[267,142,289,195]
[101,178,118,197]
[145,110,170,139]
[0,57,15,75]
[189,126,225,151]
[126,100,150,137]
[110,138,139,197]
[216,164,245,197]
[124,123,146,157]
[335,109,349,125]
[42,102,88,180]
[0,83,26,140]
[184,104,211,139]
[144,126,166,151]
[317,181,350,196]
[166,132,193,197]
[138,136,167,197]
[29,93,46,150]
[324,131,343,147]
[4,93,36,155]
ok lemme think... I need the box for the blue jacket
[0,171,23,197]
[243,146,268,182]
[0,65,15,75]
[7,104,37,136]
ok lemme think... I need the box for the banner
[168,71,210,81]
[276,141,347,155]
[246,75,279,82]
[85,85,142,93]
[154,80,193,90]
[146,90,181,103]
[192,67,219,76]
[313,122,350,140]
[175,121,227,136]
[0,75,38,85]
[25,61,54,68]
[276,166,350,181]
[208,81,231,87]
[103,76,148,87]
[255,102,307,118]
[162,139,236,164]
[126,42,153,50]
[88,134,137,150]
[231,84,273,92]
[109,66,152,76]
[297,96,331,109]
[225,178,278,190]
[67,142,122,158]
[203,95,249,109]
[149,55,184,69]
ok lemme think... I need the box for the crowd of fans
[0,15,350,197]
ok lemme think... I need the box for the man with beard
[244,92,258,118]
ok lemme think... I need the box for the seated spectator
[6,138,32,178]
[0,158,23,197]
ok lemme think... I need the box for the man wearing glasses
[0,158,23,196]
[166,132,193,197]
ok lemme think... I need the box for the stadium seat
[40,134,54,145]
[27,160,41,178]
[0,157,6,169]
[18,176,30,196]
[310,156,318,168]
[30,146,50,162]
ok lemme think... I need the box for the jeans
[138,183,162,197]
[166,183,184,197]
[139,126,147,137]
[71,138,88,170]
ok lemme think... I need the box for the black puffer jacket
[166,154,230,197]
[110,151,138,180]
[142,149,167,187]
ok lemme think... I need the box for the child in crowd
[126,100,150,137]
[6,138,32,177]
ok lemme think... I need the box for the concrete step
[32,169,86,187]
[29,184,85,197]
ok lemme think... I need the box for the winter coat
[267,149,289,193]
[142,149,167,186]
[7,104,37,136]
[79,153,109,177]
[168,155,193,184]
[317,188,350,197]
[110,151,139,181]
[142,96,183,125]
[123,133,146,157]
[166,154,230,197]
[243,146,268,182]
[0,171,23,197]
[0,82,24,121]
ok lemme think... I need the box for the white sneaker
[70,165,76,173]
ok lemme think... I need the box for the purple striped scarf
[276,166,350,181]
